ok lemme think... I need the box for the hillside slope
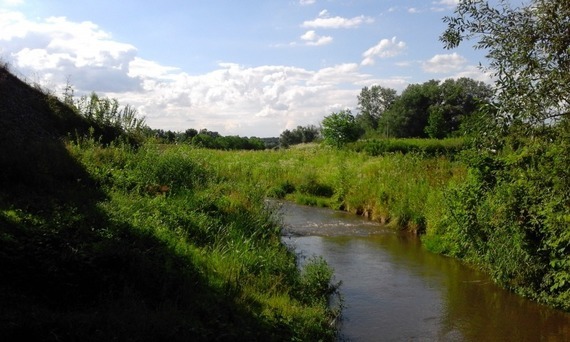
[0,66,337,341]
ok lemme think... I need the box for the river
[275,201,570,341]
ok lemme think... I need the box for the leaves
[321,109,362,147]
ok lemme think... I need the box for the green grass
[349,137,466,157]
[1,138,340,341]
[179,144,466,233]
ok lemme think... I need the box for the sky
[0,0,491,137]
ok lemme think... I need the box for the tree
[356,85,398,132]
[321,109,362,147]
[379,80,440,138]
[279,125,320,147]
[375,78,492,138]
[425,78,493,138]
[436,0,570,309]
[184,128,198,141]
[441,0,570,135]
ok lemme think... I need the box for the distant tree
[379,80,440,138]
[192,133,216,148]
[184,128,198,141]
[425,78,493,138]
[279,129,294,148]
[279,125,320,147]
[299,125,320,143]
[356,85,398,132]
[321,109,362,147]
[376,78,492,138]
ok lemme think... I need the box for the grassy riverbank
[0,67,339,340]
[186,142,569,312]
[0,138,340,341]
[183,144,466,234]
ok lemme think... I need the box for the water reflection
[277,201,570,341]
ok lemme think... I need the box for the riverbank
[280,201,570,341]
[183,144,465,235]
[0,66,340,340]
[184,143,569,312]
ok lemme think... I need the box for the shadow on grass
[0,68,288,341]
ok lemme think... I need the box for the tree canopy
[371,78,492,138]
[356,85,397,133]
[321,109,362,147]
[441,0,570,136]
[432,0,570,310]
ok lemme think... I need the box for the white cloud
[0,10,140,92]
[6,9,473,137]
[448,65,493,83]
[300,30,333,46]
[0,9,369,136]
[408,8,421,14]
[433,0,459,6]
[431,0,459,12]
[422,52,467,73]
[361,37,406,66]
[122,62,363,136]
[299,0,316,5]
[302,11,374,29]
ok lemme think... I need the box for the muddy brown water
[275,201,570,341]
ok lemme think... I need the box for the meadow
[181,142,466,234]
[1,135,341,341]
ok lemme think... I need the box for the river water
[275,201,570,341]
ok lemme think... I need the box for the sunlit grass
[180,144,465,233]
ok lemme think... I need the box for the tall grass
[349,137,465,157]
[181,144,466,233]
[1,138,339,340]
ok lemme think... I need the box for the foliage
[356,85,397,133]
[428,0,570,309]
[186,145,465,234]
[149,127,267,150]
[297,256,339,306]
[279,125,320,148]
[442,0,570,133]
[379,80,440,138]
[349,137,465,157]
[72,92,147,143]
[378,78,492,138]
[321,109,363,147]
[0,66,339,340]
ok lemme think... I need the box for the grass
[349,137,466,157]
[178,144,466,233]
[0,64,343,340]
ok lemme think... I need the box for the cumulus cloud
[422,52,467,73]
[361,37,406,66]
[122,62,363,136]
[0,9,413,137]
[0,10,141,93]
[299,0,316,5]
[300,30,333,46]
[302,10,374,29]
[448,65,493,83]
[0,6,365,136]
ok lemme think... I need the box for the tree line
[317,77,493,147]
[149,128,267,150]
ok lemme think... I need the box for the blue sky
[0,0,490,137]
